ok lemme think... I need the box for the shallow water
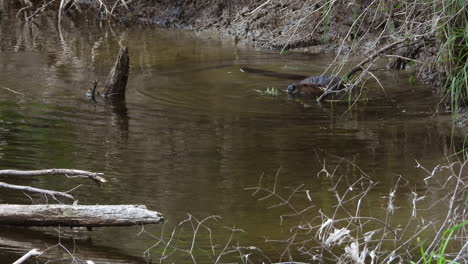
[0,6,462,264]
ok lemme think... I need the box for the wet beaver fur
[240,67,343,97]
[286,83,325,96]
[286,75,343,96]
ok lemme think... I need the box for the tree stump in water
[102,46,129,99]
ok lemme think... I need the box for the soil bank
[120,0,445,90]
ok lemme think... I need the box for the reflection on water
[0,5,461,264]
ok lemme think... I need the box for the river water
[0,6,463,264]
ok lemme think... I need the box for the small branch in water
[13,248,41,264]
[317,37,431,103]
[345,38,409,80]
[16,0,33,19]
[27,0,58,20]
[1,86,24,95]
[0,168,107,183]
[0,181,75,200]
[385,54,423,65]
[86,80,98,99]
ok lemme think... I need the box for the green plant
[411,221,468,264]
[439,0,468,113]
[255,87,280,96]
[319,0,335,42]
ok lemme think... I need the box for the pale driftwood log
[0,182,74,199]
[13,248,41,264]
[102,46,129,99]
[0,168,107,183]
[0,204,164,227]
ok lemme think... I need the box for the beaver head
[287,83,325,96]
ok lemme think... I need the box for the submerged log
[102,46,129,99]
[0,204,163,227]
[1,226,148,263]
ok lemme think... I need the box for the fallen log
[0,204,164,227]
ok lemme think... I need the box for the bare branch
[12,248,41,264]
[0,181,74,200]
[0,168,107,183]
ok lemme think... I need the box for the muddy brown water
[0,9,462,264]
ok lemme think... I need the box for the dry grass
[244,155,467,263]
[136,155,466,263]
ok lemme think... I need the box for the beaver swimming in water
[286,83,325,96]
[287,75,343,96]
[240,67,343,97]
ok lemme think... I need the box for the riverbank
[1,2,467,263]
[9,0,467,122]
[21,0,463,104]
[120,0,445,84]
[124,0,468,124]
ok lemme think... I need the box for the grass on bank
[412,221,468,264]
[440,0,468,114]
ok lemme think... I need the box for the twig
[0,168,107,183]
[248,0,271,15]
[86,80,98,99]
[317,38,409,103]
[27,0,58,20]
[16,0,33,19]
[385,54,424,64]
[0,182,74,199]
[1,86,24,95]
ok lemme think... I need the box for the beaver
[240,67,344,97]
[286,83,326,96]
[287,75,343,96]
